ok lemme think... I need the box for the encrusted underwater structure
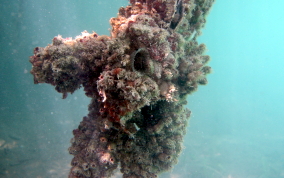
[29,0,214,177]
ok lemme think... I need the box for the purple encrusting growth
[29,0,214,177]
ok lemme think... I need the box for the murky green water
[1,1,284,177]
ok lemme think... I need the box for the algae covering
[29,0,215,177]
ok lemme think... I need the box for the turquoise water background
[1,0,284,177]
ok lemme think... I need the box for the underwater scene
[0,0,284,178]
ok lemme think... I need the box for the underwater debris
[29,0,214,177]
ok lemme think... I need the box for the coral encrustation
[29,0,214,177]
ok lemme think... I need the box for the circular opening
[131,48,151,73]
[134,52,147,72]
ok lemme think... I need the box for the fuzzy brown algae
[29,0,215,177]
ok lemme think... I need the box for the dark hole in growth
[131,48,150,73]
[134,52,147,72]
